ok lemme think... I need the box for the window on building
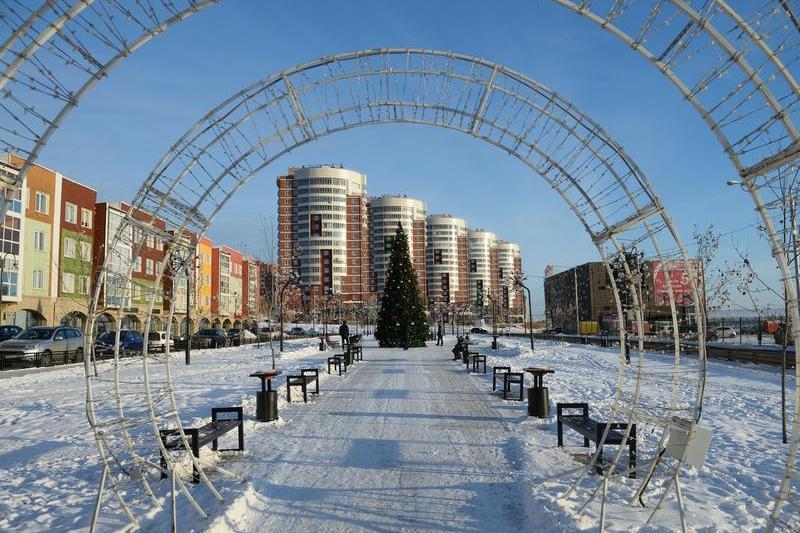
[63,236,76,258]
[33,269,45,290]
[79,275,90,295]
[34,231,46,252]
[433,249,443,265]
[310,214,322,236]
[146,235,154,249]
[61,272,74,293]
[133,283,142,300]
[79,241,91,261]
[81,208,92,229]
[34,192,49,214]
[146,258,154,275]
[65,203,77,224]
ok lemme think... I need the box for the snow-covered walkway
[210,342,531,532]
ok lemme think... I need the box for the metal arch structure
[0,0,220,213]
[549,1,800,529]
[86,48,706,530]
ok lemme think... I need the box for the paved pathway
[224,342,531,532]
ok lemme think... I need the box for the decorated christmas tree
[375,222,428,347]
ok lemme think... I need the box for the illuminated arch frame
[86,48,705,530]
[549,2,800,529]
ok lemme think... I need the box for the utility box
[666,418,712,469]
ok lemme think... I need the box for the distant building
[493,240,523,321]
[368,195,427,297]
[276,165,374,311]
[468,229,496,311]
[426,215,469,306]
[544,260,702,334]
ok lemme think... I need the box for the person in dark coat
[339,321,349,348]
[436,322,444,346]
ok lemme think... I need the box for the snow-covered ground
[0,334,796,531]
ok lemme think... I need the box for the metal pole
[574,268,579,335]
[185,266,191,365]
[279,285,284,352]
[525,284,534,351]
[0,254,5,325]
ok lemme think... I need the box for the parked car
[192,328,227,348]
[287,326,305,337]
[544,325,563,334]
[0,325,22,342]
[709,326,738,340]
[470,327,489,334]
[227,328,242,346]
[306,328,318,337]
[147,331,175,352]
[95,330,144,355]
[0,326,84,366]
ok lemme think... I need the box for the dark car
[545,325,563,334]
[227,328,242,346]
[470,327,489,334]
[192,328,227,348]
[95,330,144,355]
[0,325,22,342]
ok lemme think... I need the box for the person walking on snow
[339,320,349,348]
[436,322,444,346]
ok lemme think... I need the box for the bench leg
[492,375,497,391]
[302,383,308,403]
[327,360,332,374]
[287,381,292,403]
[557,419,563,447]
[191,431,200,484]
[160,448,168,479]
[238,423,244,452]
[629,425,637,479]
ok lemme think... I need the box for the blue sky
[40,0,773,310]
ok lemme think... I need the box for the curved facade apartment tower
[493,240,524,319]
[426,215,469,305]
[368,195,427,298]
[468,229,496,310]
[277,165,373,309]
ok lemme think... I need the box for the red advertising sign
[652,259,701,307]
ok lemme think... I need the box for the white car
[710,326,737,340]
[0,326,84,366]
[148,331,176,352]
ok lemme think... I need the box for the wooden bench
[159,406,243,483]
[471,354,487,374]
[493,366,511,391]
[556,402,637,478]
[327,355,345,375]
[503,372,524,401]
[349,344,363,361]
[287,368,320,403]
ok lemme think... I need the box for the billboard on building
[651,259,702,307]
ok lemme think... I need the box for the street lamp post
[513,271,535,351]
[0,251,18,325]
[279,271,300,352]
[170,247,194,365]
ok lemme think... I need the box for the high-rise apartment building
[276,165,373,307]
[426,215,469,305]
[493,240,523,319]
[468,229,496,310]
[368,195,427,297]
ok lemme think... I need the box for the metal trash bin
[256,390,279,422]
[527,387,549,417]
